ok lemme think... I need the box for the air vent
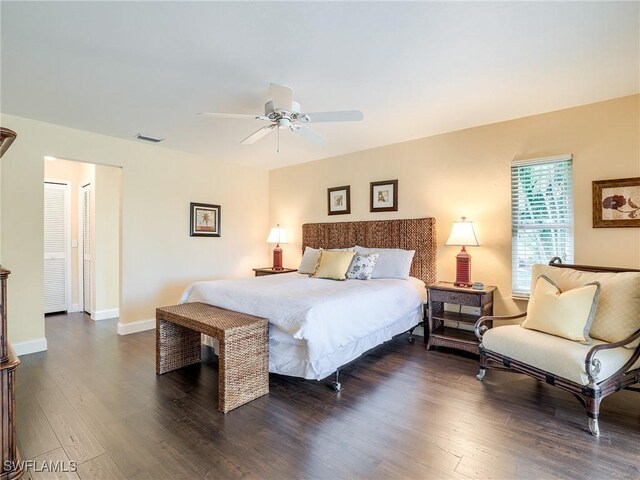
[135,133,164,143]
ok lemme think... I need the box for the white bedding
[180,273,426,378]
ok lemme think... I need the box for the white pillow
[346,253,380,280]
[298,247,321,274]
[323,247,355,252]
[354,246,415,279]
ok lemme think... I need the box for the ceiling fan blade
[292,125,326,145]
[198,112,269,121]
[299,110,364,123]
[241,124,276,145]
[270,83,293,111]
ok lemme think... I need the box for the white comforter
[180,273,426,363]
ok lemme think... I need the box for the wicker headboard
[302,218,436,284]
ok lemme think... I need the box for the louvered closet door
[82,185,92,314]
[44,182,69,313]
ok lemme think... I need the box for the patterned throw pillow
[346,253,380,280]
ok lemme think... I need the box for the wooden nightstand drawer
[430,288,483,307]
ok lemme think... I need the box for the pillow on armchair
[531,264,640,348]
[522,275,601,343]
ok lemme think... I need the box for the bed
[180,218,437,383]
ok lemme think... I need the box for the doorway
[43,157,121,322]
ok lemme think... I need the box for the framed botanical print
[327,185,351,215]
[370,179,398,212]
[592,177,640,228]
[190,202,221,237]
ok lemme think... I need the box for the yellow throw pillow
[522,275,601,343]
[311,251,355,281]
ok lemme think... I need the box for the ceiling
[1,2,638,169]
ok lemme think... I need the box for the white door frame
[44,179,72,312]
[78,180,93,315]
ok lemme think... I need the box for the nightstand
[426,282,496,354]
[253,267,298,277]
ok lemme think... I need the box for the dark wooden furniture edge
[474,259,640,437]
[253,267,298,276]
[548,256,640,273]
[1,267,23,480]
[0,128,17,159]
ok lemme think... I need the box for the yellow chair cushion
[311,251,355,281]
[522,275,601,343]
[532,265,640,348]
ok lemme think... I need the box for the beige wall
[1,114,269,345]
[269,95,640,315]
[94,164,121,315]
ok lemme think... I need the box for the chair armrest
[585,327,640,386]
[474,312,526,341]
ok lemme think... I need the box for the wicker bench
[156,302,269,413]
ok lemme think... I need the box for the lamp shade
[445,217,480,247]
[266,224,288,244]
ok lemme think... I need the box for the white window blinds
[511,155,574,297]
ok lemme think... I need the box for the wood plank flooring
[14,312,640,479]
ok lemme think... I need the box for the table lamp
[266,224,288,270]
[445,216,480,287]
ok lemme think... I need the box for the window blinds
[511,155,574,297]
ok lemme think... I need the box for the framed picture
[190,202,221,237]
[370,179,398,212]
[327,185,351,215]
[593,177,640,228]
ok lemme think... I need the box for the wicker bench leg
[218,322,269,413]
[156,318,201,375]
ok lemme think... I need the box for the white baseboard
[13,337,48,356]
[117,318,155,335]
[68,304,81,313]
[92,308,119,321]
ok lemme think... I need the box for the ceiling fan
[198,83,364,149]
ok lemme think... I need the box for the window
[511,154,573,297]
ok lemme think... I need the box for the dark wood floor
[15,313,640,479]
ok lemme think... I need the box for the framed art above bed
[327,185,351,216]
[370,179,398,212]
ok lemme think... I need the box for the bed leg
[331,370,342,392]
[407,321,424,344]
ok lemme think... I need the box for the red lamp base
[454,246,472,287]
[272,245,283,271]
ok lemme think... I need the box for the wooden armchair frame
[474,258,640,437]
